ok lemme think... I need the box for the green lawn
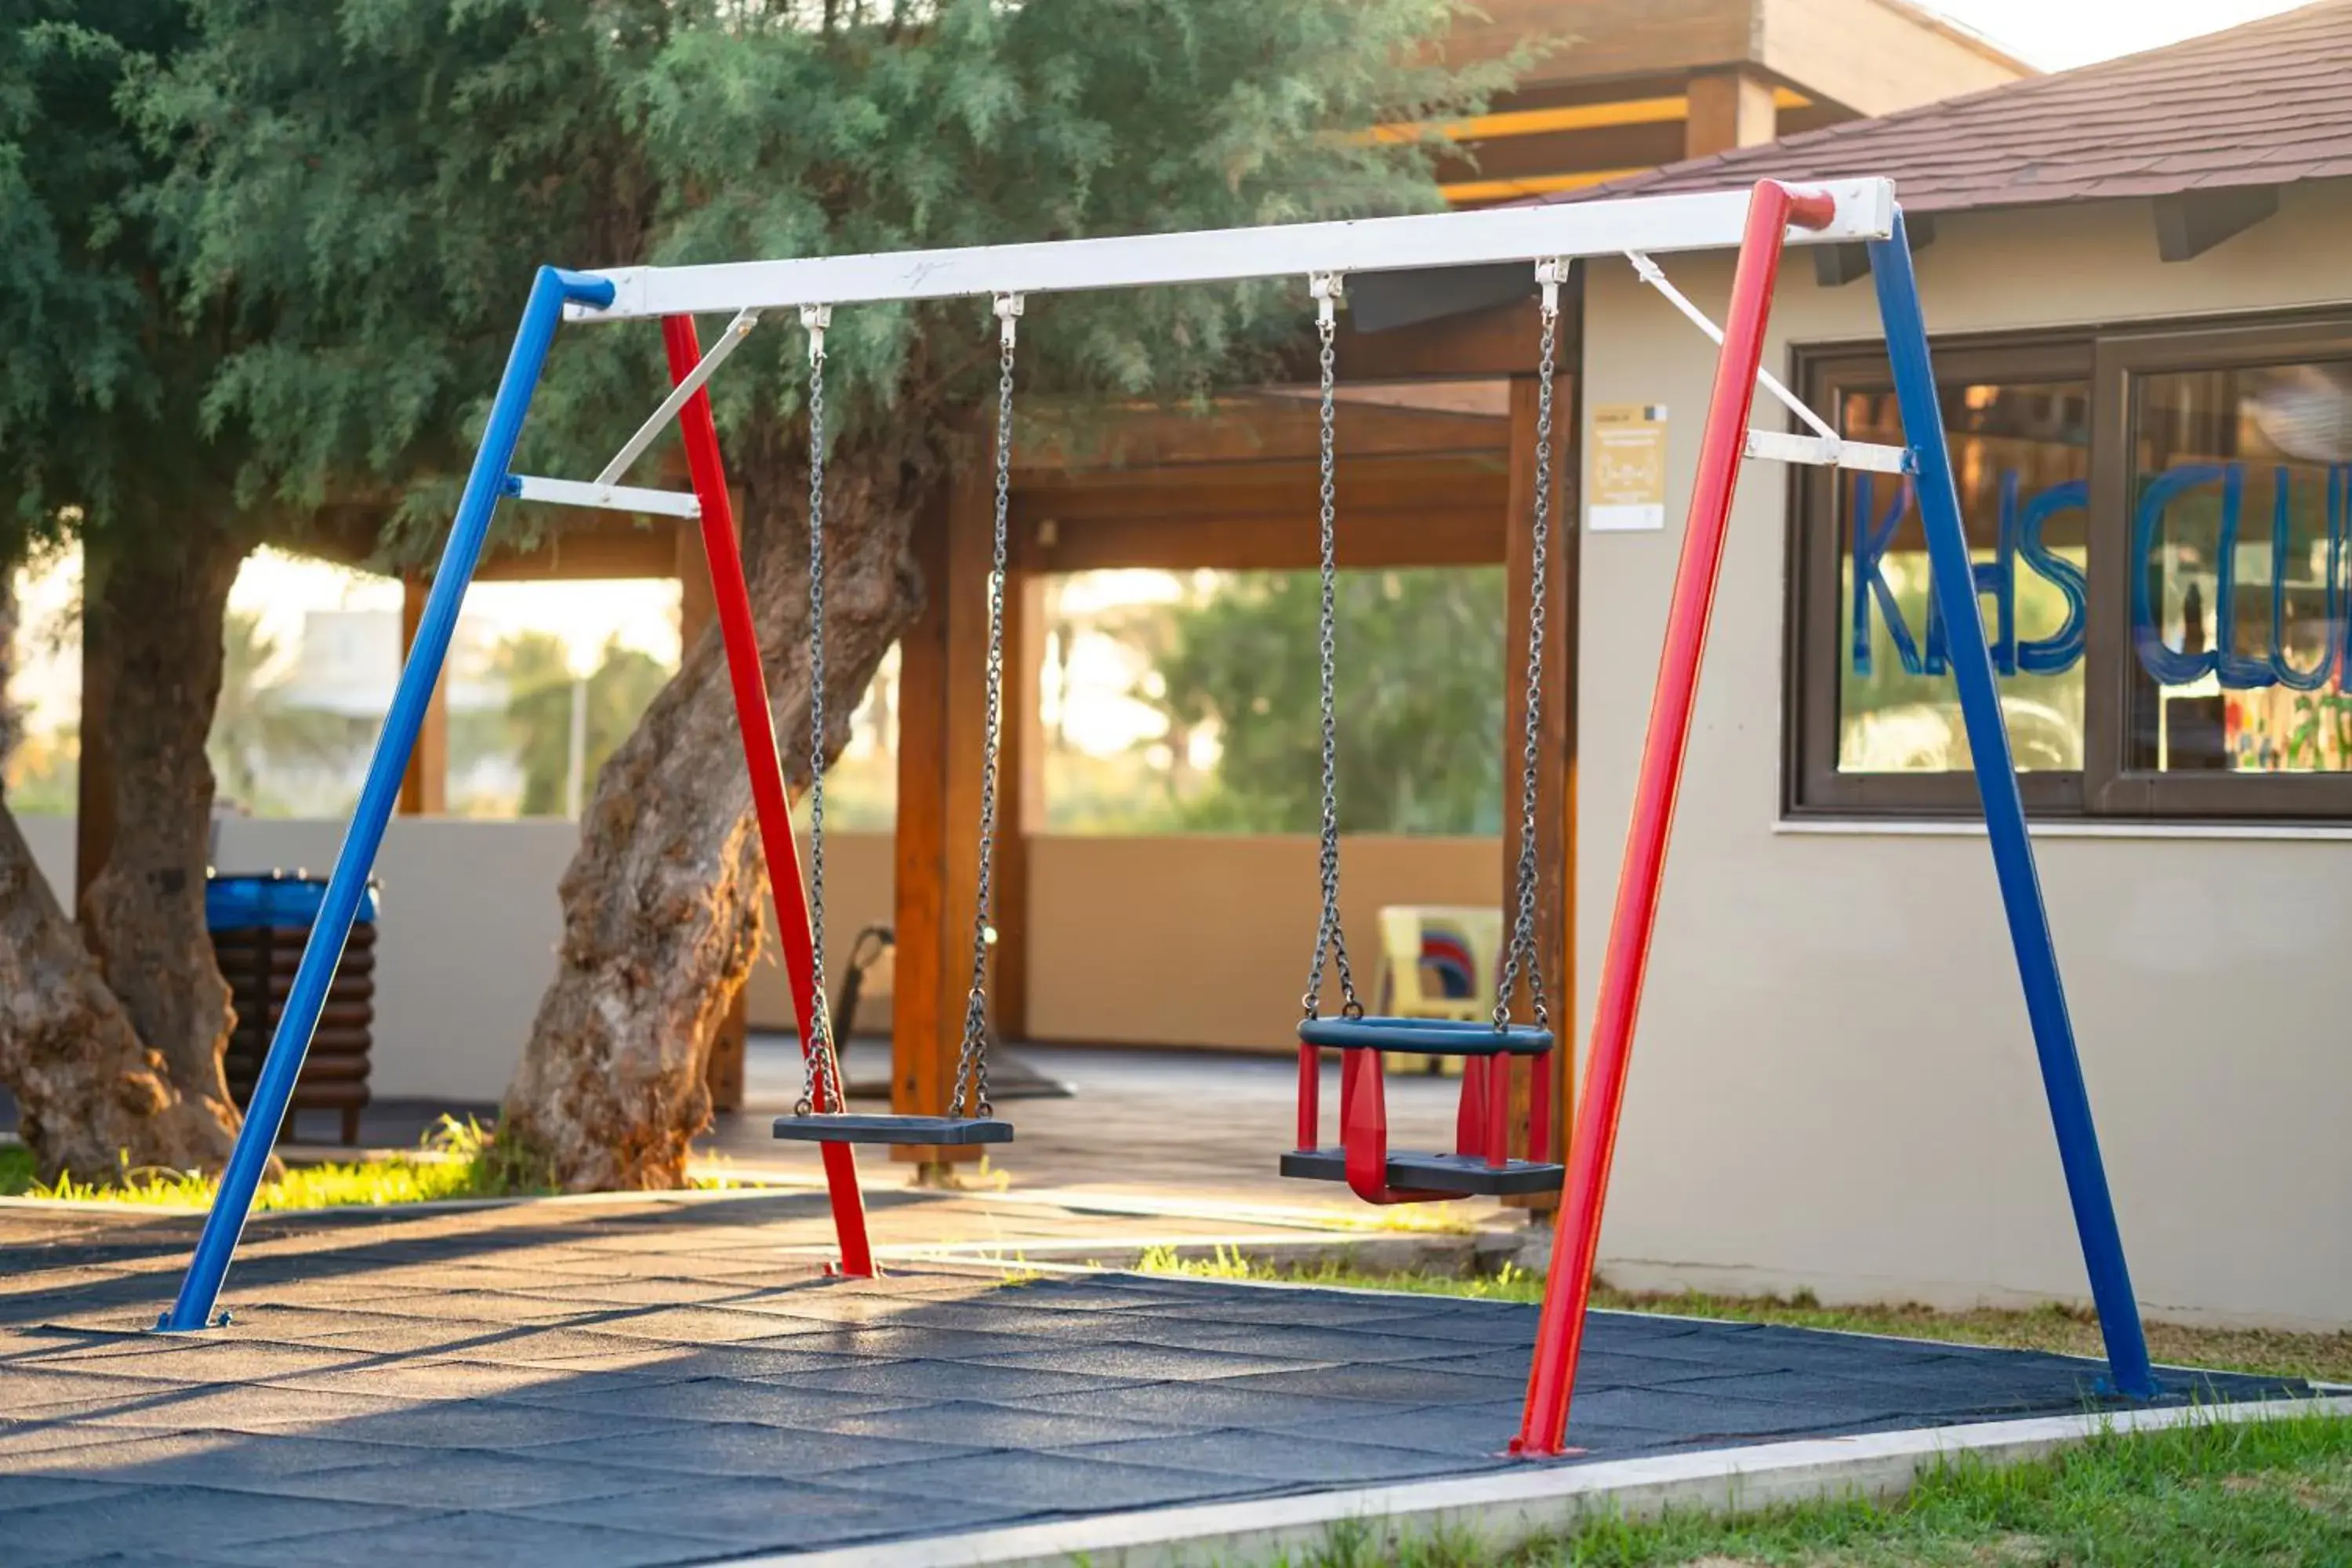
[0,1119,540,1210]
[1287,1410,2352,1567]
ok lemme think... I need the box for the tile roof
[1552,1,2352,213]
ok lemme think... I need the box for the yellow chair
[1375,906,1504,1078]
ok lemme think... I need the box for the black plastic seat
[1298,1016,1553,1057]
[772,1114,1014,1146]
[1280,1147,1564,1196]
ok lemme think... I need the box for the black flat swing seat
[1280,1147,1563,1196]
[772,1114,1014,1146]
[1300,1015,1554,1057]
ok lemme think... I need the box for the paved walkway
[1,1189,2310,1566]
[701,1037,1502,1217]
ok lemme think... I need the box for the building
[1566,0,2352,1327]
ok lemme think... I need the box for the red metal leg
[663,315,874,1280]
[1512,182,1830,1457]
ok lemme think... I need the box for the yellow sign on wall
[1588,403,1668,532]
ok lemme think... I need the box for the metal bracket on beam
[1744,430,1910,473]
[506,474,702,519]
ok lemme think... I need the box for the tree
[1136,568,1506,836]
[146,0,1507,1187]
[0,2,257,1180]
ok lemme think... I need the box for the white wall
[1577,183,2352,1328]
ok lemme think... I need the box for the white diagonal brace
[508,474,702,519]
[1625,250,1842,447]
[592,308,762,488]
[1745,429,1909,473]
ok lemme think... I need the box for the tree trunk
[0,800,238,1180]
[75,527,246,1116]
[503,451,927,1189]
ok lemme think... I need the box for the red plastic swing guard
[663,316,875,1279]
[1296,1035,1555,1206]
[1512,180,1834,1456]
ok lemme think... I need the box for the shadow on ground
[0,1192,2315,1566]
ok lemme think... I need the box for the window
[1788,314,2352,820]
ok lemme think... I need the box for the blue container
[205,872,379,931]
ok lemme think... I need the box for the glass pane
[1039,566,1504,835]
[2125,360,2352,774]
[1835,376,2091,774]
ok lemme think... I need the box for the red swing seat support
[1283,1021,1562,1203]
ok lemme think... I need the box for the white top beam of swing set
[562,179,1896,323]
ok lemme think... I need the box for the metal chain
[796,304,847,1117]
[1301,274,1363,1022]
[1494,263,1563,1033]
[950,294,1022,1119]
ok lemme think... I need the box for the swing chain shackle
[794,300,848,1120]
[1493,260,1564,1033]
[1301,270,1363,1023]
[949,292,1024,1120]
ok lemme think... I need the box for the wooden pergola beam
[1018,501,1508,575]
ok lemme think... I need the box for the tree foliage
[142,0,1507,548]
[114,0,1513,1189]
[1138,568,1506,836]
[0,0,260,553]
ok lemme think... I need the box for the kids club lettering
[1852,461,2352,689]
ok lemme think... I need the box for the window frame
[1784,308,2352,823]
[2085,315,2352,819]
[1783,333,2095,818]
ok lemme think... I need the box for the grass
[0,1120,818,1210]
[0,1118,546,1210]
[1131,1248,2352,1387]
[1276,1407,2352,1566]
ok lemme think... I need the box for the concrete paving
[0,1189,2310,1566]
[704,1037,1502,1214]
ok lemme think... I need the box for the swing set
[156,177,2161,1457]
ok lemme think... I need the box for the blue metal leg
[1869,212,2159,1399]
[158,266,615,1333]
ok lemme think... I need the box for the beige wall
[750,831,1502,1053]
[16,815,1499,1098]
[1577,182,2352,1328]
[1026,834,1502,1051]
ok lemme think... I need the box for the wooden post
[679,521,748,1113]
[992,569,1036,1043]
[891,464,985,1171]
[1685,67,1777,159]
[1503,370,1577,1210]
[397,572,450,817]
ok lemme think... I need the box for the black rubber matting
[0,1206,2317,1566]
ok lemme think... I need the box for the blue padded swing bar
[772,1114,1013,1146]
[1869,214,2158,1400]
[1298,1017,1553,1057]
[158,265,618,1334]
